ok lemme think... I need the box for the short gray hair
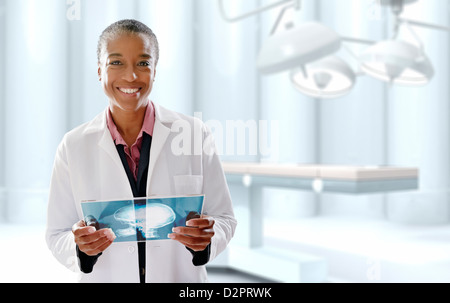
[97,19,159,65]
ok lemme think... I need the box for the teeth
[119,88,140,94]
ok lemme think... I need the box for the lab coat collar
[93,102,173,193]
[83,102,178,132]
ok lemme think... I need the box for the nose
[122,65,138,82]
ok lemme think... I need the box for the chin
[111,98,149,112]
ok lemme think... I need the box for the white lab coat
[45,103,237,283]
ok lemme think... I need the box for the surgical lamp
[358,0,437,86]
[359,39,434,86]
[218,0,450,99]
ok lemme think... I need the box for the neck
[110,103,147,140]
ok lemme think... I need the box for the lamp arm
[341,44,367,77]
[218,0,295,23]
[398,17,450,32]
[341,36,377,45]
[269,2,297,35]
[402,20,425,52]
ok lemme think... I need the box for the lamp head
[257,22,341,74]
[290,56,356,99]
[359,40,434,86]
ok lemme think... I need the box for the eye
[138,61,150,67]
[109,60,122,65]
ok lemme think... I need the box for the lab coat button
[128,246,135,253]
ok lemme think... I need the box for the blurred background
[1,0,450,283]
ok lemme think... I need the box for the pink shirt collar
[106,101,155,146]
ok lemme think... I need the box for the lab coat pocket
[174,175,203,195]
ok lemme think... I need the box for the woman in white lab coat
[45,19,237,283]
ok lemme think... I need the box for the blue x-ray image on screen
[81,195,204,242]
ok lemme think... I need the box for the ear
[98,66,102,81]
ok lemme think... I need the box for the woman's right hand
[72,220,116,256]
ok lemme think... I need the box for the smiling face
[98,33,157,112]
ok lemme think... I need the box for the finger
[87,237,115,256]
[76,233,101,246]
[169,233,211,246]
[186,218,215,228]
[79,231,115,256]
[172,226,214,238]
[168,233,210,252]
[80,237,113,256]
[94,238,114,254]
[77,229,114,245]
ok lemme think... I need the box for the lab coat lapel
[96,109,134,198]
[146,104,174,193]
[98,122,125,171]
[147,117,171,191]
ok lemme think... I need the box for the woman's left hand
[169,216,215,251]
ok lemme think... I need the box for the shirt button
[128,246,135,253]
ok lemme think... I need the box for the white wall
[259,0,319,219]
[0,0,5,223]
[386,0,450,224]
[194,0,260,164]
[3,0,68,223]
[316,0,388,219]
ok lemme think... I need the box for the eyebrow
[108,53,152,59]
